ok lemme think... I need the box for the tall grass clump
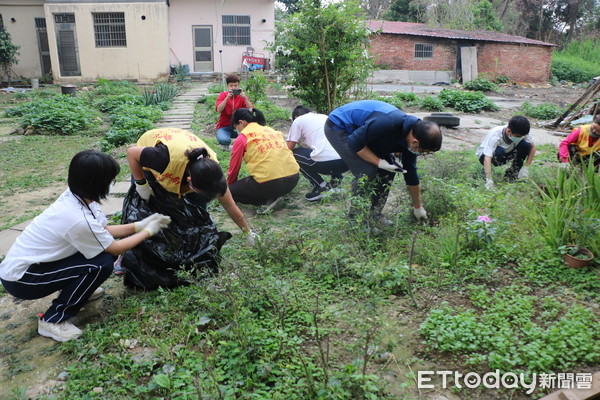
[142,83,180,109]
[551,38,600,83]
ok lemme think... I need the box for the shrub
[438,89,499,112]
[95,94,143,113]
[551,58,599,83]
[462,78,498,92]
[243,71,268,102]
[101,104,162,150]
[4,95,101,135]
[519,101,562,120]
[93,79,140,96]
[418,95,445,111]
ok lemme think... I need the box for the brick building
[369,20,555,84]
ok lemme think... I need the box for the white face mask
[108,179,116,194]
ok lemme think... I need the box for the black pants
[292,147,348,189]
[324,122,395,214]
[479,141,532,179]
[1,252,113,323]
[230,173,300,206]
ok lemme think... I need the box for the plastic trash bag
[120,182,231,290]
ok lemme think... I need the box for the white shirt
[0,189,115,281]
[287,113,342,162]
[476,125,533,158]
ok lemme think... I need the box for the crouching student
[0,150,170,342]
[558,115,600,167]
[476,115,536,190]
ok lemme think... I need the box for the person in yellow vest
[558,116,600,167]
[227,108,300,205]
[127,128,252,233]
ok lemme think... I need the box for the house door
[460,46,478,82]
[54,13,80,76]
[35,18,51,76]
[193,26,213,72]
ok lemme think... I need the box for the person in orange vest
[227,108,300,206]
[558,115,600,167]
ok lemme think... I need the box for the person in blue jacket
[325,100,442,222]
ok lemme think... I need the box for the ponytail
[231,108,266,127]
[184,148,227,199]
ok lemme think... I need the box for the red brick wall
[369,34,552,83]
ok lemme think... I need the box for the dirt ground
[0,82,593,399]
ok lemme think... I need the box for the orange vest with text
[242,123,299,183]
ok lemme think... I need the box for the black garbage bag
[120,182,232,290]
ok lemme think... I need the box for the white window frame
[414,43,433,59]
[222,15,251,46]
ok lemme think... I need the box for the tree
[384,0,426,22]
[0,28,20,85]
[268,0,374,113]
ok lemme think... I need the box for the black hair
[594,115,600,125]
[292,105,311,120]
[412,120,442,152]
[68,150,120,203]
[508,115,530,136]
[226,74,240,84]
[231,108,266,127]
[185,148,227,200]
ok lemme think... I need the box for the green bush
[101,104,162,150]
[243,71,268,102]
[95,94,143,113]
[551,57,599,83]
[438,89,499,112]
[418,95,445,111]
[462,78,498,92]
[93,79,140,96]
[519,101,562,120]
[4,95,101,135]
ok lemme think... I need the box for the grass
[0,84,598,399]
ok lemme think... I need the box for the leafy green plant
[462,78,498,92]
[95,94,143,113]
[101,104,162,150]
[4,95,102,135]
[552,39,600,83]
[0,28,20,84]
[142,83,179,109]
[93,79,140,96]
[243,71,268,102]
[268,0,373,113]
[418,95,445,111]
[437,89,499,112]
[519,101,562,120]
[386,91,420,109]
[558,245,593,259]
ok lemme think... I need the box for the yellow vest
[137,128,218,196]
[574,124,600,158]
[242,123,299,183]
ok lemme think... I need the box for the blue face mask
[407,148,420,156]
[510,136,522,143]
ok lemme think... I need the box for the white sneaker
[88,286,105,302]
[38,319,83,342]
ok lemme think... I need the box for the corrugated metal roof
[368,20,556,47]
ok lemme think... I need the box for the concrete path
[0,82,211,257]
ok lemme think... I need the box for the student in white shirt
[0,150,170,342]
[286,106,349,201]
[476,115,536,190]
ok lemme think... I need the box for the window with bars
[222,15,250,46]
[414,43,433,59]
[93,12,126,47]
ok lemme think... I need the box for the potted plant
[559,245,594,268]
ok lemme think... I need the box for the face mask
[510,136,522,143]
[108,182,115,195]
[407,147,419,156]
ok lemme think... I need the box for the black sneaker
[305,186,328,202]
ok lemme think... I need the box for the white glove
[246,231,260,246]
[142,214,171,236]
[378,158,407,173]
[413,207,428,221]
[485,179,494,190]
[134,214,159,233]
[517,166,529,179]
[136,181,154,201]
